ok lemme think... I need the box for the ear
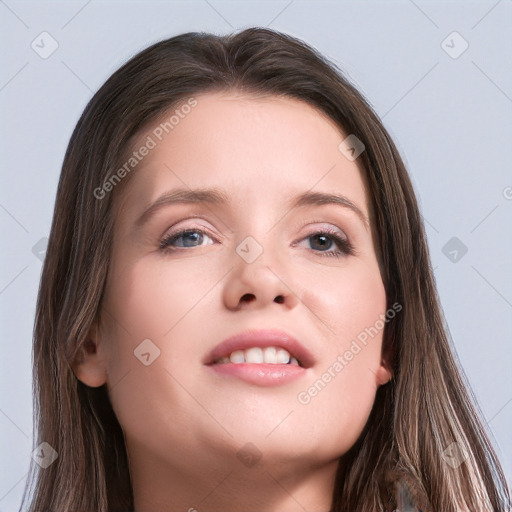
[375,360,393,386]
[375,341,394,386]
[72,326,108,388]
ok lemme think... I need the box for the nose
[222,246,300,311]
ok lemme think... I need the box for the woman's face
[75,91,391,494]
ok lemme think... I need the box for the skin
[73,92,393,512]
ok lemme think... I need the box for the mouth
[204,329,314,386]
[205,328,314,368]
[214,346,302,366]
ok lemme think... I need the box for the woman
[21,28,510,511]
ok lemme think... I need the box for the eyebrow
[134,187,369,231]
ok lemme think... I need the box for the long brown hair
[21,28,510,511]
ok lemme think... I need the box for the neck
[128,442,339,512]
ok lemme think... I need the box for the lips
[204,328,315,369]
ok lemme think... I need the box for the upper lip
[204,328,315,368]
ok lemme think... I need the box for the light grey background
[1,1,511,509]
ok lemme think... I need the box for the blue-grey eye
[160,229,213,249]
[308,233,334,251]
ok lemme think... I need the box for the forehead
[114,91,371,222]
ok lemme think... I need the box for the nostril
[274,295,285,304]
[241,293,256,303]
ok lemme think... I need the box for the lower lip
[207,363,306,386]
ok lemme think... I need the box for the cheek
[104,255,223,341]
[299,257,386,346]
[100,257,225,436]
[292,259,387,450]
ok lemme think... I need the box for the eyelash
[159,226,355,258]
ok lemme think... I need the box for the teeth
[219,346,300,366]
[245,347,264,363]
[229,350,245,364]
[263,346,277,364]
[275,348,290,364]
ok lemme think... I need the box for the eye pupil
[182,231,203,247]
[310,234,332,251]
